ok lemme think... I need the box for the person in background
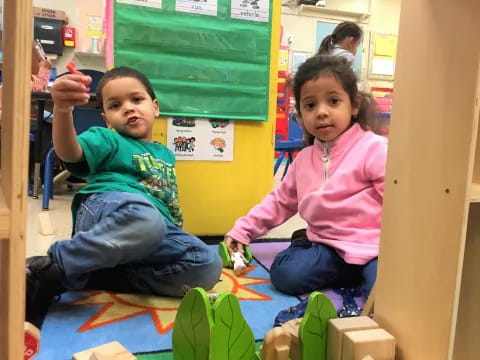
[31,40,52,93]
[317,22,363,66]
[0,41,52,121]
[224,56,387,301]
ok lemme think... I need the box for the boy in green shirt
[26,67,222,327]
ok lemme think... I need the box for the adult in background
[317,21,363,66]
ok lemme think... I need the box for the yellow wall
[153,0,281,235]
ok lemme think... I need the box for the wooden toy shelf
[0,189,11,239]
[374,0,480,359]
[0,0,32,359]
[470,183,480,202]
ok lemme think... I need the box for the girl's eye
[329,98,340,105]
[133,97,143,103]
[109,103,120,110]
[304,102,315,110]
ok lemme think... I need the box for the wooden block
[281,319,301,360]
[72,342,136,360]
[281,318,301,341]
[361,356,375,360]
[89,352,135,360]
[327,316,380,360]
[37,211,54,236]
[342,328,395,360]
[260,327,291,360]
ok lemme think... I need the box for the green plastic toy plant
[210,292,256,360]
[299,291,337,360]
[172,287,213,360]
[172,288,256,360]
[218,242,253,268]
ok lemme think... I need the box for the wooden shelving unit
[297,5,370,21]
[0,0,32,359]
[374,0,480,359]
[470,183,480,202]
[0,189,11,239]
[73,51,105,58]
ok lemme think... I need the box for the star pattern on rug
[67,266,271,334]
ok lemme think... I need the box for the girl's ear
[352,107,359,118]
[353,94,362,116]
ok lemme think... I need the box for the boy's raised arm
[51,74,92,163]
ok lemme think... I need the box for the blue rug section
[36,259,298,360]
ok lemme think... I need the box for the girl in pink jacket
[224,56,387,298]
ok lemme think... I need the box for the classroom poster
[231,0,269,22]
[371,58,394,76]
[76,0,104,53]
[368,32,398,81]
[278,46,289,72]
[176,0,218,16]
[167,118,234,161]
[116,0,163,8]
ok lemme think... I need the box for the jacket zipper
[321,141,330,188]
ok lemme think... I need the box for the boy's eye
[133,97,143,103]
[108,102,120,110]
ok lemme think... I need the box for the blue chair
[42,107,106,210]
[41,69,105,209]
[274,112,306,180]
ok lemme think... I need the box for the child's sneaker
[335,287,362,318]
[25,256,65,328]
[273,297,309,327]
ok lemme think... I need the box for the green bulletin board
[114,0,273,121]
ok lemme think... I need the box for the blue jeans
[48,192,222,296]
[270,234,377,298]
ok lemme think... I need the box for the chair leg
[281,151,294,180]
[274,151,285,175]
[42,147,55,210]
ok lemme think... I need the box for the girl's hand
[224,236,245,255]
[51,74,92,113]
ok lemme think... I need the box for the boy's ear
[154,99,160,117]
[101,112,112,128]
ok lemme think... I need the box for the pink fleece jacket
[227,123,388,265]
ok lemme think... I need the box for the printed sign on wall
[117,0,163,8]
[167,117,234,161]
[231,0,269,22]
[176,0,218,16]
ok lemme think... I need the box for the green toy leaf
[210,293,255,360]
[172,288,214,360]
[218,242,232,267]
[244,246,253,264]
[299,292,337,360]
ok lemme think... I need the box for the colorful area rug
[36,242,366,359]
[36,244,298,359]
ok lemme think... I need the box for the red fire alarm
[62,26,76,47]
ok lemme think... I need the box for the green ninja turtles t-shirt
[64,127,183,227]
